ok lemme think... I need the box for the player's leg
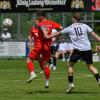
[26,42,37,83]
[42,45,51,88]
[52,51,61,70]
[61,50,66,61]
[38,56,44,74]
[52,45,59,70]
[82,50,100,85]
[43,62,50,88]
[51,46,57,70]
[52,55,57,70]
[66,61,75,93]
[84,50,100,85]
[66,49,80,93]
[67,49,73,61]
[87,64,100,85]
[26,48,41,83]
[49,46,54,69]
[26,57,37,83]
[55,51,61,60]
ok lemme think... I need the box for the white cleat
[62,58,66,61]
[52,66,56,71]
[45,80,49,88]
[66,83,75,93]
[98,78,100,86]
[26,73,37,83]
[40,70,43,74]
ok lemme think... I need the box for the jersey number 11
[74,27,82,36]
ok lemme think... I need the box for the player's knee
[27,57,32,63]
[44,62,49,68]
[68,67,74,75]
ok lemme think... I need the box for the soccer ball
[3,18,13,27]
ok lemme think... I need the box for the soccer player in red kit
[26,19,44,83]
[36,11,63,88]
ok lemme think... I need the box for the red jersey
[38,20,61,46]
[30,27,43,46]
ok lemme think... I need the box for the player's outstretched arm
[46,32,61,39]
[90,32,100,42]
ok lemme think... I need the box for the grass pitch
[0,59,100,100]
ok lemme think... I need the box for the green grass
[0,60,100,100]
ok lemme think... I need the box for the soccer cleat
[26,73,37,83]
[45,85,49,88]
[40,70,43,74]
[66,83,75,93]
[52,66,56,71]
[45,80,49,88]
[62,58,66,61]
[98,78,100,86]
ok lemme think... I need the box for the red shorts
[42,43,51,62]
[28,43,42,60]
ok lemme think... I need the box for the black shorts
[69,49,93,64]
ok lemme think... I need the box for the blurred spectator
[96,45,100,53]
[0,28,11,41]
[55,39,67,61]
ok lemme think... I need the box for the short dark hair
[36,10,46,17]
[73,12,81,21]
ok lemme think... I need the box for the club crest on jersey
[35,33,38,37]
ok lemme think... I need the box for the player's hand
[45,35,51,39]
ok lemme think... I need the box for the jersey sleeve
[85,24,93,33]
[60,27,70,35]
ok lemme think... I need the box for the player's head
[72,12,81,23]
[34,19,39,26]
[36,10,46,21]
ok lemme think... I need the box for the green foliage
[0,12,100,40]
[94,12,100,34]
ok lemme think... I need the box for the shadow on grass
[26,90,50,94]
[26,90,100,95]
[67,91,99,95]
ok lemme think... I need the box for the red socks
[27,62,34,73]
[27,62,50,80]
[44,65,50,80]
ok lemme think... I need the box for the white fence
[0,41,26,58]
[93,54,100,62]
[0,41,100,62]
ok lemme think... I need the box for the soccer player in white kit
[47,13,100,93]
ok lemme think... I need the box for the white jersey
[61,23,93,51]
[1,32,11,40]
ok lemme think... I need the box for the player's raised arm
[41,26,50,38]
[46,31,60,39]
[46,27,69,39]
[90,32,100,42]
